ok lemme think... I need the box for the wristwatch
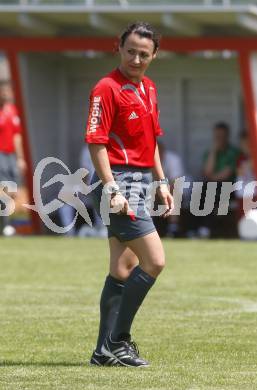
[156,177,169,187]
[103,182,121,196]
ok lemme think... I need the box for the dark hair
[214,121,230,134]
[119,22,160,54]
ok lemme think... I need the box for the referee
[85,22,174,367]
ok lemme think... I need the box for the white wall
[20,53,60,165]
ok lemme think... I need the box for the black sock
[112,266,156,341]
[95,274,124,353]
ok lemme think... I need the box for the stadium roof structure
[1,0,257,37]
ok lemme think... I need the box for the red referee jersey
[85,68,163,167]
[0,103,22,154]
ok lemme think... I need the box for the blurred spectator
[158,141,184,184]
[235,130,257,219]
[57,144,107,237]
[155,141,184,237]
[0,81,26,235]
[203,122,239,182]
[80,143,94,183]
[198,122,240,238]
[77,144,107,237]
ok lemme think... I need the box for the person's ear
[153,49,158,59]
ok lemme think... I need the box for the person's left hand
[157,184,174,218]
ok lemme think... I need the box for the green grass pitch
[0,238,257,390]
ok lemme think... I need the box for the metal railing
[0,0,256,6]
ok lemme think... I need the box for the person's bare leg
[109,236,139,280]
[125,231,165,278]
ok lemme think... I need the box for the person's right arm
[88,144,114,185]
[88,144,129,214]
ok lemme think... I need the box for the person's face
[214,127,229,150]
[119,32,157,83]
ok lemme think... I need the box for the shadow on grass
[0,361,87,367]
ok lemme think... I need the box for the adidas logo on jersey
[128,111,139,120]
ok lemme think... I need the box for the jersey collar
[115,67,146,87]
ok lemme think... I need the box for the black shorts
[91,165,156,242]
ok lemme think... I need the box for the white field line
[205,296,257,313]
[177,294,257,316]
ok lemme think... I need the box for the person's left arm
[152,143,174,218]
[13,133,27,176]
[11,105,27,176]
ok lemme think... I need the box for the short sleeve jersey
[0,103,22,154]
[85,68,163,168]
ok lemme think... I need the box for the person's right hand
[110,193,129,215]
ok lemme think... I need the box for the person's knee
[152,257,166,275]
[143,256,165,278]
[110,262,137,281]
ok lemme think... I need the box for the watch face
[105,183,120,194]
[158,178,169,186]
[110,186,118,193]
